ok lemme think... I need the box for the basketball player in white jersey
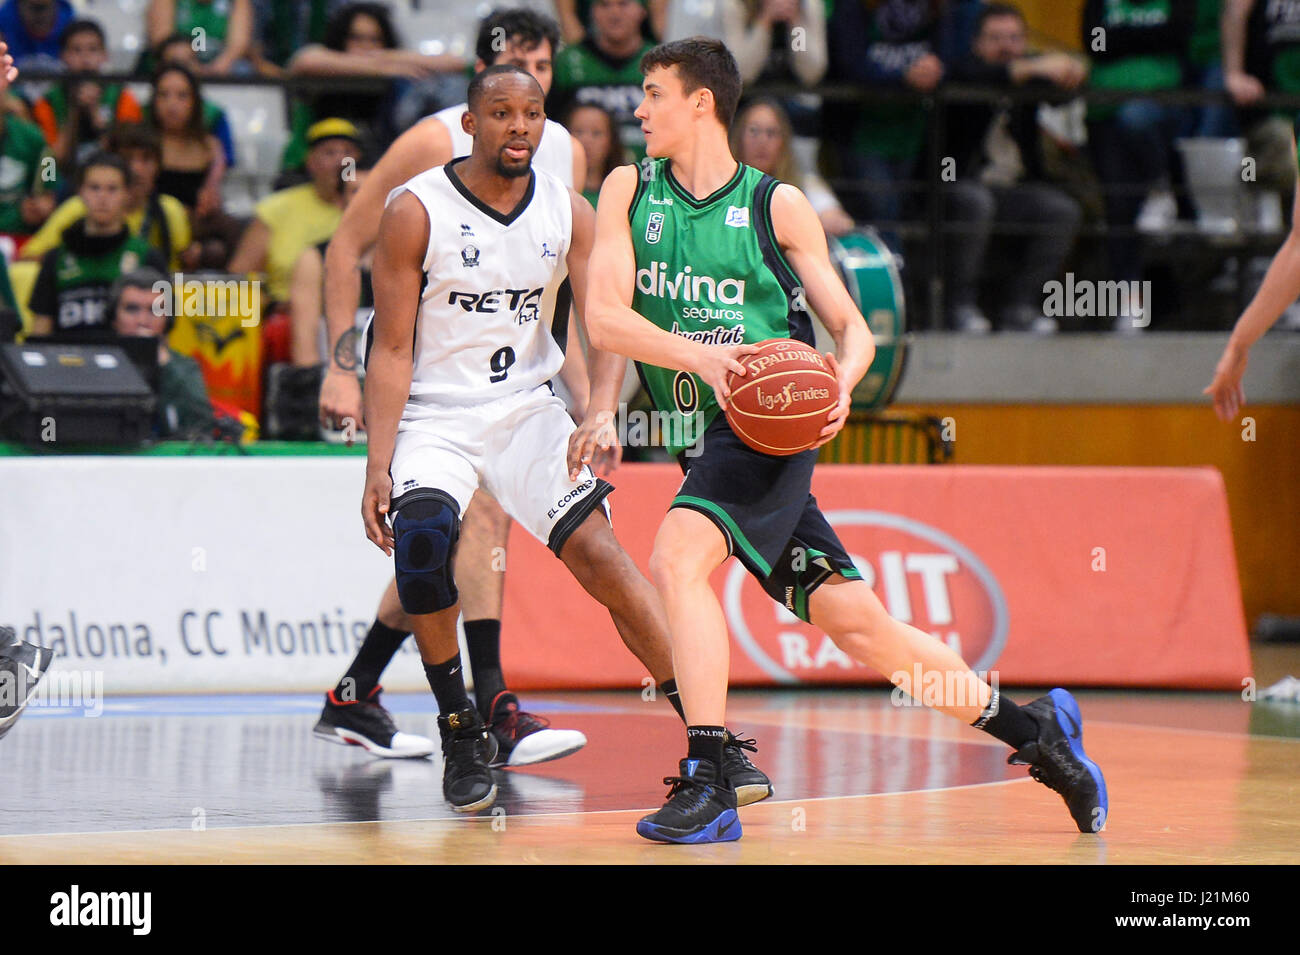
[364,65,742,812]
[313,10,593,765]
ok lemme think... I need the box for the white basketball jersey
[388,160,572,405]
[430,103,575,187]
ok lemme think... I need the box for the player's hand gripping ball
[723,339,840,455]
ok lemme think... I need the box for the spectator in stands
[0,75,53,239]
[109,266,215,437]
[551,0,656,161]
[228,117,359,307]
[152,33,237,168]
[1186,0,1237,138]
[724,0,826,88]
[252,0,333,75]
[827,0,951,238]
[0,29,31,121]
[0,0,74,71]
[146,63,242,268]
[27,152,167,338]
[942,3,1085,334]
[288,163,369,368]
[567,102,628,208]
[1223,0,1300,197]
[33,20,143,176]
[1083,0,1193,332]
[555,0,665,46]
[731,96,854,237]
[22,123,191,272]
[146,0,254,77]
[283,2,463,172]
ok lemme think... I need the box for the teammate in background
[1204,129,1300,422]
[361,66,768,812]
[0,48,55,742]
[586,38,1108,843]
[314,9,593,766]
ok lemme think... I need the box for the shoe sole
[312,725,435,759]
[636,808,742,844]
[450,783,498,814]
[734,783,773,807]
[495,731,588,768]
[1049,688,1109,832]
[0,658,51,740]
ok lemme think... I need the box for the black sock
[464,618,506,720]
[423,654,471,718]
[661,678,686,724]
[686,725,726,766]
[334,619,407,701]
[971,689,1038,749]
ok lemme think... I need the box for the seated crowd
[0,0,1297,443]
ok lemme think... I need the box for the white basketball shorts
[388,385,613,555]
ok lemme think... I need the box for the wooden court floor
[2,651,1297,864]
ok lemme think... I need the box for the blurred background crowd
[0,0,1297,443]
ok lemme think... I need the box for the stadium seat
[392,0,486,59]
[79,0,150,73]
[203,84,291,216]
[662,0,726,41]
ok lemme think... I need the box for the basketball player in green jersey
[584,37,1108,844]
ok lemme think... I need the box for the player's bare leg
[317,491,584,765]
[409,600,498,812]
[809,578,1108,832]
[557,511,676,685]
[559,507,772,803]
[635,508,745,843]
[646,508,730,724]
[457,490,588,765]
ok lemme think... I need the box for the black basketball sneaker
[485,691,587,767]
[1008,688,1109,833]
[314,685,438,758]
[438,707,498,813]
[636,758,742,844]
[0,629,55,741]
[723,731,774,806]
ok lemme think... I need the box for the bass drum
[812,227,907,410]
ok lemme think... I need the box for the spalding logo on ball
[724,338,840,455]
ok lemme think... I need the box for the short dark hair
[77,151,132,189]
[325,2,400,52]
[641,37,741,128]
[475,8,560,67]
[109,267,169,317]
[975,3,1026,35]
[61,18,106,53]
[106,123,163,162]
[466,63,542,112]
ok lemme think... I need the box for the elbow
[585,308,609,352]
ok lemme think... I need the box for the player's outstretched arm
[361,192,427,555]
[585,166,757,410]
[1204,137,1300,421]
[770,182,875,447]
[566,187,621,478]
[321,117,453,431]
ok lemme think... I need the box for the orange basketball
[724,339,840,455]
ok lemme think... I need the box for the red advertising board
[501,465,1250,690]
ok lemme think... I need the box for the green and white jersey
[628,158,809,455]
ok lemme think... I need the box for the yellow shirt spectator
[253,183,343,304]
[21,194,191,272]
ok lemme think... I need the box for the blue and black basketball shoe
[437,707,498,813]
[1009,688,1109,833]
[723,731,774,806]
[636,758,742,844]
